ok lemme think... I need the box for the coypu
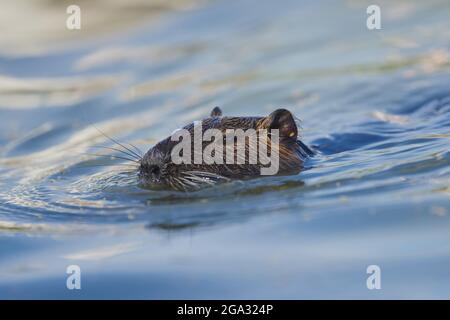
[138,107,313,191]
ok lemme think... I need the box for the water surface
[1,0,450,299]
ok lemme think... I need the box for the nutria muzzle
[139,107,313,191]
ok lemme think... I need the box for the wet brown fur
[138,107,313,191]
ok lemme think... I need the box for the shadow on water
[143,179,306,231]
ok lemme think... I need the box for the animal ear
[263,108,298,139]
[210,106,222,117]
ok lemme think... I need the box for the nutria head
[138,107,313,191]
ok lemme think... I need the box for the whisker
[176,178,193,192]
[126,141,144,158]
[184,174,216,184]
[174,178,187,191]
[183,174,216,185]
[78,164,139,168]
[79,152,140,163]
[169,177,186,191]
[90,145,141,161]
[179,177,196,186]
[184,170,230,181]
[92,124,143,160]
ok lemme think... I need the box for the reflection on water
[0,0,201,56]
[1,0,450,298]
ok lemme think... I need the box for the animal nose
[149,165,161,179]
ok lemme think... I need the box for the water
[1,0,450,299]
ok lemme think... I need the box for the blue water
[1,0,450,299]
